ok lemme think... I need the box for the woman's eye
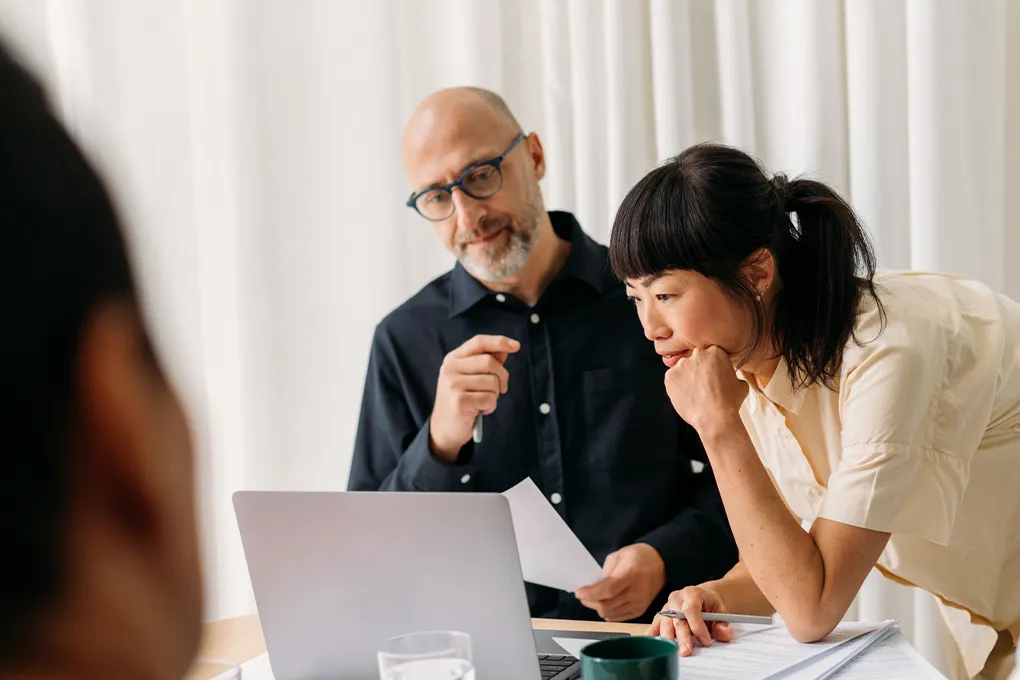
[655,294,673,302]
[626,295,640,305]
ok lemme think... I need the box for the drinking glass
[377,630,474,680]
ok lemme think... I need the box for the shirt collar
[756,358,806,414]
[448,211,608,318]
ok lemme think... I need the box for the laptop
[233,491,587,679]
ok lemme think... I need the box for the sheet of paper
[828,630,947,679]
[502,478,604,591]
[777,621,899,680]
[670,622,885,680]
[552,637,598,658]
[551,623,774,658]
[236,652,274,679]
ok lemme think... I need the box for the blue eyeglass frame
[405,132,527,220]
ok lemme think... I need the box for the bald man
[348,88,737,623]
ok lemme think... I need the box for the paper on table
[671,622,888,680]
[550,624,772,660]
[236,652,274,679]
[775,620,898,679]
[502,478,604,592]
[552,637,597,658]
[828,630,947,679]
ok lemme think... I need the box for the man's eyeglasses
[406,132,527,222]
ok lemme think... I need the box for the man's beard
[454,201,543,282]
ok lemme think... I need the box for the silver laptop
[233,491,579,680]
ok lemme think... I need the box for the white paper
[502,478,604,591]
[551,637,597,658]
[776,621,899,679]
[237,652,274,679]
[827,631,947,679]
[550,623,774,660]
[671,622,887,680]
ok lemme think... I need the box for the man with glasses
[348,87,737,623]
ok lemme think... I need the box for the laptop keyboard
[539,653,581,680]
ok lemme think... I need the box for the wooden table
[186,615,647,679]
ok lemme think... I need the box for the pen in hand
[472,412,483,443]
[657,611,774,625]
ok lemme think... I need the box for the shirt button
[550,493,563,505]
[530,313,540,324]
[539,402,551,415]
[495,293,506,303]
[460,474,471,484]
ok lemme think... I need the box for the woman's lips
[660,350,691,368]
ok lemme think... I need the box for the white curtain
[3,0,1019,673]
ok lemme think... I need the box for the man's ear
[526,132,546,182]
[740,248,776,297]
[72,302,159,540]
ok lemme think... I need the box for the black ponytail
[609,143,882,389]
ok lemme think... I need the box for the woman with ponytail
[609,143,1019,679]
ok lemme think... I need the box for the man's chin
[461,256,519,282]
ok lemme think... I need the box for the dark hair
[0,42,138,654]
[609,143,881,389]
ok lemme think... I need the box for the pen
[657,611,774,625]
[472,413,483,443]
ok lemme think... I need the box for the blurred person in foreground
[0,42,202,680]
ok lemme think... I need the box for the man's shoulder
[375,269,454,342]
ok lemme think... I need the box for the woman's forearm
[699,418,831,638]
[705,561,775,616]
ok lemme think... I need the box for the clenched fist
[429,334,520,462]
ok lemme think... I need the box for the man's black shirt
[348,212,737,621]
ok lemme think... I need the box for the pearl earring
[755,294,762,302]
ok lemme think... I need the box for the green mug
[579,636,679,679]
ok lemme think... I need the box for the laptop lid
[233,491,541,680]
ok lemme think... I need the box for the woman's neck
[743,352,782,389]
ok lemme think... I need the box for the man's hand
[574,543,666,622]
[429,334,520,462]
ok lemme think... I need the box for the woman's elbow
[784,614,840,643]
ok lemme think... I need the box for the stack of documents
[825,628,946,679]
[552,620,945,679]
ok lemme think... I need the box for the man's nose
[452,189,486,231]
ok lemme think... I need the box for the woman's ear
[740,248,776,298]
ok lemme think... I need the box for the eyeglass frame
[405,132,528,221]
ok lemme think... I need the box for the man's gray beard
[459,224,539,281]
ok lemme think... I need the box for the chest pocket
[582,366,678,471]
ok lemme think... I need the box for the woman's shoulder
[857,269,1003,334]
[847,269,1015,373]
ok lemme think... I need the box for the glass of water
[377,630,474,680]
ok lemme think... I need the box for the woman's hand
[647,584,735,657]
[664,346,748,435]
